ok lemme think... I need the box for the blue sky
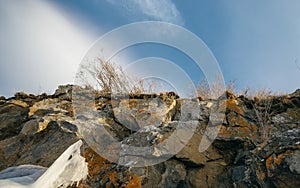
[0,0,299,97]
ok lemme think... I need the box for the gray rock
[0,104,29,140]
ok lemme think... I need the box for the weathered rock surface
[0,85,299,187]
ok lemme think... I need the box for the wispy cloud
[106,0,184,25]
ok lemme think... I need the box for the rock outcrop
[0,85,299,187]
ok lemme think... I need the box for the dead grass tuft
[78,58,168,95]
[195,75,234,99]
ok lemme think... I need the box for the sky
[0,0,300,97]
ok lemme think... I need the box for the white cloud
[106,0,184,25]
[0,0,94,96]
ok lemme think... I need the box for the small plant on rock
[247,89,274,146]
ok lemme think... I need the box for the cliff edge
[0,85,299,187]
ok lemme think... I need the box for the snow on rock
[0,140,88,188]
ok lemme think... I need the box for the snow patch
[0,140,88,188]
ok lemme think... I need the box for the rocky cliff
[0,85,299,188]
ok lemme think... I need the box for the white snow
[0,140,88,188]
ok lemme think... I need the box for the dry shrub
[242,88,272,101]
[95,58,131,93]
[252,96,273,145]
[78,58,131,93]
[134,79,169,94]
[243,88,274,145]
[196,79,275,144]
[195,75,234,99]
[79,58,168,95]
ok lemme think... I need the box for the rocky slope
[0,85,299,188]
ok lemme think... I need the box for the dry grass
[241,88,275,145]
[252,95,273,145]
[195,78,275,144]
[195,76,234,99]
[95,58,131,93]
[78,58,130,93]
[78,58,168,95]
[243,88,272,101]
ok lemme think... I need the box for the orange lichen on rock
[266,155,273,170]
[80,147,143,187]
[83,147,112,176]
[125,175,142,188]
[82,147,120,186]
[265,150,295,177]
[266,155,274,177]
[226,99,244,114]
[217,98,260,140]
[218,116,257,139]
[108,172,118,187]
[273,153,284,166]
[260,172,266,181]
[256,168,267,181]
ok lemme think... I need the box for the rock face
[0,85,299,188]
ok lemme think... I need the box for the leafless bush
[135,79,170,94]
[78,58,168,95]
[254,101,272,143]
[78,58,131,93]
[195,76,234,99]
[248,89,273,145]
[196,80,274,144]
[96,58,132,93]
[244,88,272,101]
